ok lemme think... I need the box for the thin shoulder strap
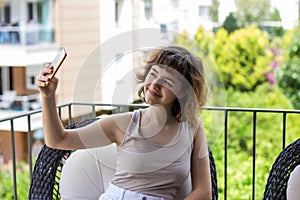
[122,109,141,140]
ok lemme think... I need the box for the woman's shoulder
[100,109,141,127]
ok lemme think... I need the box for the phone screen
[49,47,67,80]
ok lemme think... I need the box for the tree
[277,25,300,109]
[267,8,284,37]
[194,25,213,54]
[234,0,271,27]
[212,26,272,91]
[209,0,220,22]
[270,8,281,21]
[222,12,239,33]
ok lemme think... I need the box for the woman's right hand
[36,63,59,98]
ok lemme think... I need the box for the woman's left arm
[184,120,212,200]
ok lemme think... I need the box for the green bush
[194,25,213,54]
[277,59,300,109]
[212,26,273,91]
[204,84,299,199]
[0,162,30,199]
[222,12,239,33]
[277,25,300,109]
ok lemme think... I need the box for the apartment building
[0,0,212,113]
[0,0,57,110]
[0,0,213,163]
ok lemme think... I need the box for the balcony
[0,24,54,46]
[0,102,299,199]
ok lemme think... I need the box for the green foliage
[270,8,281,21]
[212,26,273,91]
[204,83,299,199]
[172,23,300,199]
[222,12,239,33]
[0,162,30,199]
[277,60,300,109]
[234,0,272,27]
[262,8,285,37]
[193,26,213,54]
[209,0,220,22]
[277,25,300,109]
[281,28,296,58]
[173,30,193,49]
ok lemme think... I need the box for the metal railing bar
[205,106,300,114]
[0,108,42,122]
[58,107,62,120]
[252,112,257,200]
[27,115,33,180]
[10,119,17,200]
[92,105,96,118]
[68,104,72,125]
[1,104,299,123]
[282,113,287,149]
[71,102,149,109]
[224,110,228,200]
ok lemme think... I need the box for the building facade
[0,0,213,163]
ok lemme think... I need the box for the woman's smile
[147,87,162,97]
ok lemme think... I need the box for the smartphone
[49,47,67,80]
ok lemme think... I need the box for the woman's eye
[149,72,157,78]
[149,72,155,76]
[164,80,173,87]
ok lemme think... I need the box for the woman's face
[144,65,185,108]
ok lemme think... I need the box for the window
[4,5,10,23]
[27,1,43,24]
[115,0,123,25]
[27,65,41,90]
[0,3,11,24]
[199,6,209,18]
[27,3,33,22]
[144,0,152,20]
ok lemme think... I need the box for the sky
[219,0,299,29]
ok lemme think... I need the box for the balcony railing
[0,102,300,200]
[0,24,54,45]
[0,93,41,111]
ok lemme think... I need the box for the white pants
[98,183,165,200]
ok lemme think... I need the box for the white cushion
[60,143,191,199]
[287,165,300,200]
[60,144,117,200]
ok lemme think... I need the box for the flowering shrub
[277,24,300,109]
[212,26,273,91]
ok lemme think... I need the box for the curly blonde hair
[137,46,208,127]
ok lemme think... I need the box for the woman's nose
[150,79,161,90]
[152,82,160,90]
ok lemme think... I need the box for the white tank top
[111,109,195,199]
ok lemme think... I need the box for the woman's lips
[148,89,161,97]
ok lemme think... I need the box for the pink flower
[265,73,275,85]
[271,60,278,69]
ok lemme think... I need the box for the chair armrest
[28,118,99,200]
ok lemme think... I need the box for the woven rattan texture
[209,147,218,200]
[263,138,300,200]
[28,118,98,200]
[29,118,219,199]
[28,146,70,200]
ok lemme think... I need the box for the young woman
[36,46,212,200]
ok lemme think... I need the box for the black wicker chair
[263,138,300,200]
[28,118,218,200]
[28,118,98,200]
